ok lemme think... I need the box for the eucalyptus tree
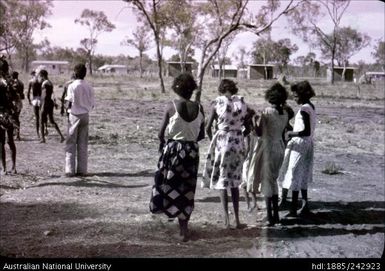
[288,0,351,83]
[0,0,52,71]
[75,9,116,75]
[318,26,370,79]
[123,0,169,93]
[161,0,198,73]
[372,39,385,70]
[121,23,152,78]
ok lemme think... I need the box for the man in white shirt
[64,64,95,177]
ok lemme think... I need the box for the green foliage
[74,9,116,74]
[371,40,385,67]
[250,36,298,72]
[0,0,53,71]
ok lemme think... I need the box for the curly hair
[290,80,315,100]
[74,63,87,79]
[38,69,48,78]
[264,82,288,106]
[218,79,238,95]
[172,73,197,99]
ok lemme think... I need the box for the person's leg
[40,110,46,143]
[6,127,16,174]
[76,114,89,175]
[34,106,40,138]
[65,114,80,176]
[279,188,289,209]
[243,187,250,210]
[219,189,230,228]
[48,111,65,142]
[14,112,21,140]
[286,190,299,217]
[230,187,241,228]
[0,129,6,174]
[272,194,279,224]
[250,192,257,211]
[300,189,310,216]
[264,196,274,226]
[178,218,189,242]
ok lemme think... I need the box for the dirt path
[0,96,384,258]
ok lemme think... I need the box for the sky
[33,0,385,65]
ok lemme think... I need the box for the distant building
[211,64,238,78]
[365,71,385,82]
[327,66,357,82]
[237,68,248,79]
[97,64,128,75]
[166,61,194,77]
[30,60,69,75]
[248,64,274,80]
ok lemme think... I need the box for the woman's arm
[206,105,217,141]
[158,102,172,151]
[197,104,205,142]
[254,113,263,137]
[287,110,311,139]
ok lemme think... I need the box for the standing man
[10,71,24,140]
[64,64,95,177]
[38,69,65,143]
[0,57,17,174]
[27,70,43,139]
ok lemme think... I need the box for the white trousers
[65,113,89,175]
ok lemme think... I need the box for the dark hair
[265,82,288,106]
[218,79,238,95]
[172,73,197,99]
[11,71,19,79]
[74,64,87,79]
[30,71,36,76]
[291,80,315,100]
[39,69,48,78]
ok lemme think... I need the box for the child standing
[249,82,289,226]
[278,80,316,217]
[240,111,259,212]
[156,73,205,242]
[202,79,253,229]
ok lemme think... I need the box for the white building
[30,60,70,75]
[98,64,128,75]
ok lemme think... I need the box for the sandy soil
[0,79,384,259]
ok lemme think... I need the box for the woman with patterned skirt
[156,73,205,242]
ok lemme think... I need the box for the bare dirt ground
[0,77,384,259]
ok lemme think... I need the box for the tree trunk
[25,50,29,73]
[155,37,165,93]
[341,61,347,81]
[139,51,143,78]
[88,53,93,76]
[331,49,335,84]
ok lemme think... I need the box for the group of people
[0,56,94,178]
[1,54,316,243]
[154,73,316,242]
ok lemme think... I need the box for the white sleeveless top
[293,103,316,139]
[168,101,204,141]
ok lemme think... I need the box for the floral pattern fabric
[202,95,248,190]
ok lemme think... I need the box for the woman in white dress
[278,80,316,217]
